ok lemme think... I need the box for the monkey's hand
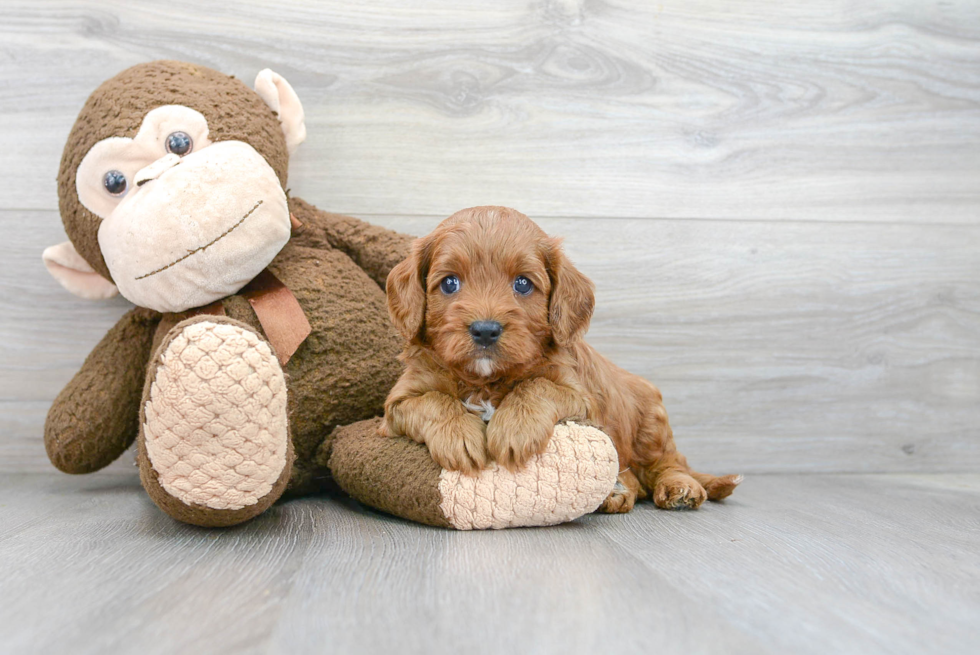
[288,197,414,289]
[45,307,161,474]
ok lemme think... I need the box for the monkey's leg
[138,315,293,527]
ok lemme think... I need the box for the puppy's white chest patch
[471,358,495,378]
[463,396,496,423]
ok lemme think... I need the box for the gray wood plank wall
[1,0,978,473]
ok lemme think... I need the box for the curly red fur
[382,206,740,510]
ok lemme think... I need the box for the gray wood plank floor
[1,471,978,655]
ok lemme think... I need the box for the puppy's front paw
[426,412,489,476]
[653,473,707,510]
[486,407,554,472]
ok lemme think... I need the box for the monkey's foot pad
[143,320,289,511]
[438,423,620,529]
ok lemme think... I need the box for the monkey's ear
[42,241,118,300]
[254,69,307,155]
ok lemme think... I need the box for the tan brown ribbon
[180,216,308,366]
[185,300,227,318]
[240,268,312,366]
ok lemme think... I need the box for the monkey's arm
[45,307,161,473]
[289,197,413,288]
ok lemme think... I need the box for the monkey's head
[43,60,307,313]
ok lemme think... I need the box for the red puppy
[381,206,741,511]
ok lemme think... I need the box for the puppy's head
[387,206,595,379]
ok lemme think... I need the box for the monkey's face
[44,62,307,314]
[76,106,290,312]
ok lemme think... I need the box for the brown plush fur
[58,61,291,282]
[325,418,452,529]
[47,198,410,495]
[46,62,413,525]
[383,206,741,510]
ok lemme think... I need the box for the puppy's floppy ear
[386,235,433,342]
[545,237,595,346]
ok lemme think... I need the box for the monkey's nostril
[134,153,181,188]
[469,320,503,347]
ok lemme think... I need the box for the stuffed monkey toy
[42,61,618,529]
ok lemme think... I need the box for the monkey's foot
[138,316,293,527]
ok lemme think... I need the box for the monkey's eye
[165,131,193,156]
[513,275,533,295]
[102,170,128,196]
[440,275,461,295]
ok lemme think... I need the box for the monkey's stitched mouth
[134,200,264,281]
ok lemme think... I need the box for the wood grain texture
[0,0,978,221]
[0,472,977,654]
[2,2,979,472]
[6,210,977,473]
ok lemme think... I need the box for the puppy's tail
[690,471,743,501]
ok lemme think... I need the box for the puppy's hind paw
[598,480,636,514]
[705,474,743,501]
[653,473,707,510]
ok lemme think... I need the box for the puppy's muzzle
[469,320,502,348]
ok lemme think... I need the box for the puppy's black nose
[469,321,502,347]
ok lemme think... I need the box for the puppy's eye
[513,275,533,296]
[166,131,193,156]
[440,275,461,295]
